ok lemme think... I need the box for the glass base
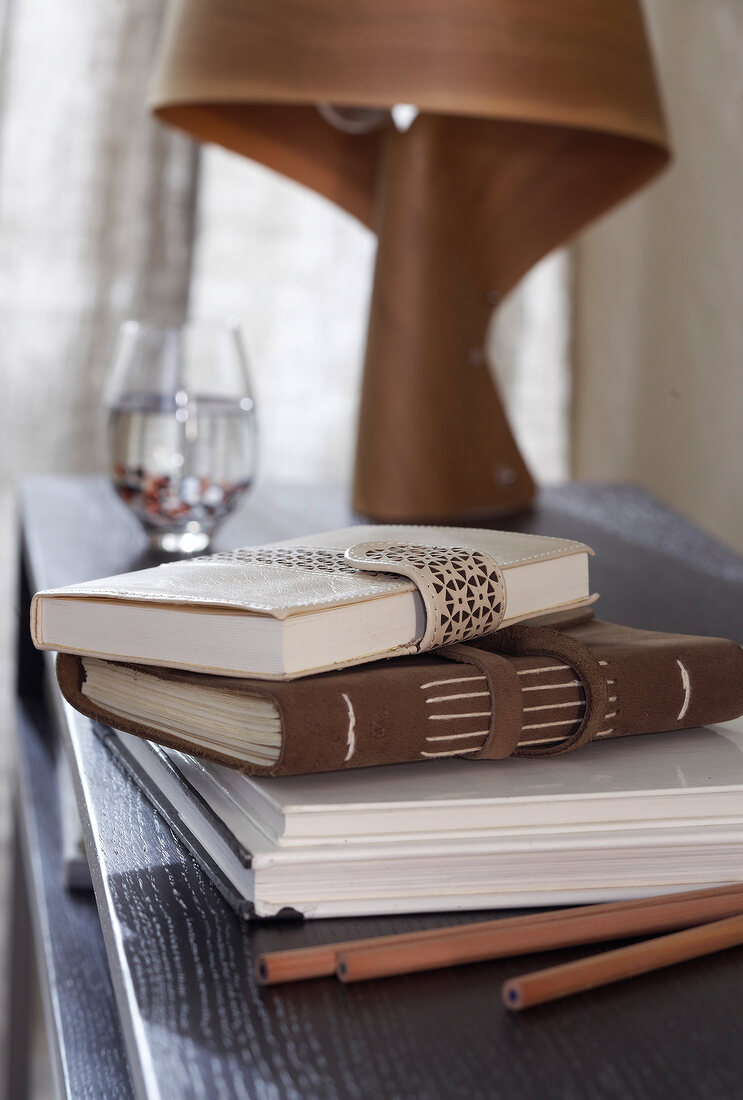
[147,529,212,555]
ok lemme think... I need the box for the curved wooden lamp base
[352,311,536,523]
[352,117,537,522]
[352,112,668,521]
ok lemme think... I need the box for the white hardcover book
[111,719,743,919]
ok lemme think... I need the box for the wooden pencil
[335,888,743,983]
[502,912,743,1010]
[257,906,565,985]
[256,882,743,986]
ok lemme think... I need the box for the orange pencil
[336,888,743,983]
[503,912,743,1010]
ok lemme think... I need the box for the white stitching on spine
[425,731,489,742]
[426,692,490,703]
[420,676,486,689]
[421,747,481,758]
[523,718,583,730]
[523,701,586,713]
[525,726,616,747]
[676,659,691,720]
[517,664,567,673]
[522,679,581,692]
[341,693,356,762]
[428,711,490,721]
[516,665,569,675]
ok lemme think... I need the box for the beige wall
[573,0,743,553]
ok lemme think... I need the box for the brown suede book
[56,612,743,777]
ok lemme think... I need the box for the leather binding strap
[436,642,523,760]
[495,624,610,758]
[345,541,506,650]
[438,624,610,759]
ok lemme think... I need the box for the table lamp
[150,0,669,522]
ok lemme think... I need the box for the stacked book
[33,524,743,918]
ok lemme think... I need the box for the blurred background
[0,0,741,1084]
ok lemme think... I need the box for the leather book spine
[56,620,743,776]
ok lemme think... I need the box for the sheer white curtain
[190,145,571,487]
[189,149,374,483]
[0,1,198,487]
[573,0,743,553]
[490,251,571,485]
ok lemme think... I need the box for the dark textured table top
[16,476,743,1100]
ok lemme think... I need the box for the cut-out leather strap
[345,541,506,650]
[487,624,610,758]
[437,642,523,760]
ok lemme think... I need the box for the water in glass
[108,391,256,553]
[104,320,257,553]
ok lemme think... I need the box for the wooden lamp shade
[150,0,670,521]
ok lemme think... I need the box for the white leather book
[31,523,593,679]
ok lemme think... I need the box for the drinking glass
[104,320,257,554]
